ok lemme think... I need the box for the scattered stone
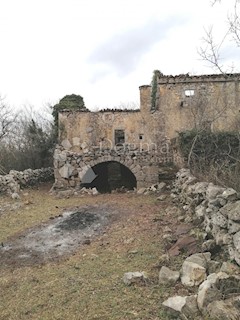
[162,295,200,319]
[137,188,146,195]
[92,187,98,195]
[205,297,240,320]
[228,220,240,234]
[181,253,211,287]
[220,188,238,202]
[122,272,148,286]
[197,272,229,310]
[195,205,206,218]
[233,231,240,251]
[157,194,167,201]
[220,261,240,275]
[11,192,20,200]
[220,201,240,221]
[207,260,221,274]
[206,184,225,201]
[57,189,74,198]
[157,182,166,191]
[159,266,180,285]
[201,240,217,252]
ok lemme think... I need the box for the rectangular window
[115,129,125,145]
[185,89,195,97]
[139,134,144,140]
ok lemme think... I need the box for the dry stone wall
[171,168,240,266]
[53,145,167,190]
[0,167,54,197]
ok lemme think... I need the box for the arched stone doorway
[81,161,137,193]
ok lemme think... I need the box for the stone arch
[80,160,137,193]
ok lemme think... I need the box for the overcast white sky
[0,0,239,110]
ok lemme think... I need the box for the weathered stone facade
[54,73,240,191]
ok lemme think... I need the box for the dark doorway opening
[81,161,136,193]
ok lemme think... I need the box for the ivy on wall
[151,70,162,110]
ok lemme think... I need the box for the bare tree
[199,0,240,72]
[0,96,15,142]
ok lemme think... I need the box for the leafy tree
[52,94,88,128]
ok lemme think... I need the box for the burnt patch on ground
[0,205,116,268]
[57,210,100,231]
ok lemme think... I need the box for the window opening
[115,130,125,145]
[185,89,195,97]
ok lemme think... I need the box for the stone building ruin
[53,73,240,192]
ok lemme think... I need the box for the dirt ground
[0,183,202,320]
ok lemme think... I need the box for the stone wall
[156,73,240,139]
[53,145,172,190]
[0,167,54,197]
[171,168,240,266]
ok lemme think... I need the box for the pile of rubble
[136,182,167,195]
[0,167,53,198]
[171,168,240,267]
[123,169,240,319]
[161,252,240,319]
[54,187,99,198]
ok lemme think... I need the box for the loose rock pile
[171,168,240,266]
[161,252,240,319]
[123,169,240,319]
[0,167,53,198]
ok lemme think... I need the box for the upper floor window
[115,129,125,145]
[185,89,195,97]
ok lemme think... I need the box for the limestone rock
[157,194,167,201]
[233,231,240,251]
[201,240,217,253]
[61,139,72,150]
[195,205,206,218]
[11,192,20,200]
[205,297,240,320]
[181,253,211,287]
[122,272,147,286]
[157,182,166,191]
[197,272,229,310]
[92,187,99,195]
[212,212,228,228]
[220,261,240,275]
[162,296,187,315]
[159,266,180,285]
[220,188,238,202]
[59,163,74,179]
[137,187,146,195]
[181,295,201,319]
[162,295,200,319]
[192,182,209,195]
[206,184,225,201]
[220,201,240,221]
[228,220,240,234]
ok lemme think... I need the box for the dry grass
[0,184,185,320]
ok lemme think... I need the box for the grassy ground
[0,184,187,320]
